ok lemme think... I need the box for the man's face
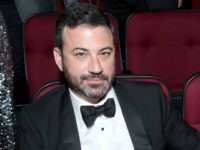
[54,25,116,103]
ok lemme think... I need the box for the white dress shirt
[69,87,135,150]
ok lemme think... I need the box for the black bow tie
[80,98,116,127]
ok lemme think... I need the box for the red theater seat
[24,13,63,101]
[183,73,200,131]
[126,10,200,97]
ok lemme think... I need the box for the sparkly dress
[0,12,15,150]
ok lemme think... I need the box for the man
[19,3,200,150]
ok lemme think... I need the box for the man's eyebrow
[99,47,113,52]
[72,47,88,52]
[72,47,113,52]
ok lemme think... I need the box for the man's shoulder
[114,78,161,90]
[114,78,165,100]
[19,84,70,131]
[26,84,69,112]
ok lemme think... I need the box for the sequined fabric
[0,12,15,150]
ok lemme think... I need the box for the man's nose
[88,56,103,74]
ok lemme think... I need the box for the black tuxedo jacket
[19,79,200,150]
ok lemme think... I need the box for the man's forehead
[63,24,111,32]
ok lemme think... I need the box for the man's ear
[53,47,63,71]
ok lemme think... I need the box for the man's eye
[100,52,111,57]
[75,52,86,56]
[74,52,88,61]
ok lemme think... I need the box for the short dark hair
[55,3,114,49]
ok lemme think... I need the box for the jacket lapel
[114,82,152,150]
[59,89,81,150]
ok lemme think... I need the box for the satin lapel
[114,83,152,150]
[59,89,81,150]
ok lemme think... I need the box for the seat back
[24,12,121,101]
[183,73,200,131]
[126,10,200,94]
[106,12,122,74]
[24,12,63,101]
[116,74,171,101]
[33,80,63,101]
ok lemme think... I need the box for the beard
[63,66,115,101]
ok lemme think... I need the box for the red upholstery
[24,12,121,101]
[24,13,63,101]
[33,81,63,101]
[116,75,171,101]
[106,13,122,75]
[126,10,200,93]
[183,73,200,131]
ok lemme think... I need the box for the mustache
[80,73,109,80]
